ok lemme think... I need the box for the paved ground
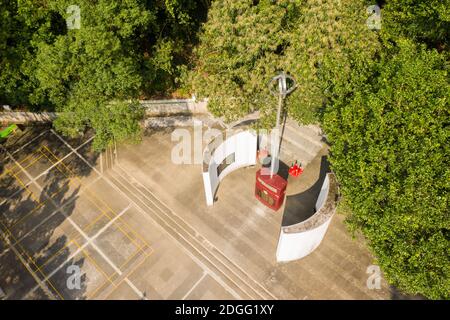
[0,125,392,299]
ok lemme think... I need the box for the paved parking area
[0,126,392,300]
[0,128,223,299]
[0,128,153,299]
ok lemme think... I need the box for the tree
[0,0,61,108]
[189,0,300,125]
[189,0,380,126]
[322,40,450,299]
[140,0,209,97]
[25,0,152,150]
[1,0,208,150]
[381,0,450,49]
[0,0,28,106]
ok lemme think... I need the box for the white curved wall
[202,131,257,206]
[276,175,334,262]
[315,174,330,210]
[276,215,333,262]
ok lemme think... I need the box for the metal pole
[268,72,297,179]
[271,94,283,178]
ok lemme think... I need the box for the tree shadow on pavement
[0,127,99,300]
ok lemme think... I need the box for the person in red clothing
[288,160,303,177]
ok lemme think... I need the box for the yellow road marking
[103,250,152,300]
[5,143,154,300]
[37,240,75,270]
[0,220,64,300]
[43,145,149,249]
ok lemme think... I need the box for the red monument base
[255,169,287,211]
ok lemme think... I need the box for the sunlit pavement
[0,126,391,299]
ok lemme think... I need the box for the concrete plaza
[0,126,391,299]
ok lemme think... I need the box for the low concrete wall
[0,112,57,125]
[141,98,208,116]
[276,174,338,262]
[0,99,209,125]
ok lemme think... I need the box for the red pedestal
[255,169,287,211]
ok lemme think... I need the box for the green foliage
[0,0,61,107]
[54,100,144,150]
[189,0,380,126]
[189,0,298,124]
[382,0,450,48]
[0,0,208,150]
[1,0,449,299]
[26,0,151,150]
[0,0,27,105]
[284,0,380,124]
[323,40,450,299]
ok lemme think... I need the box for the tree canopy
[323,40,449,299]
[189,0,449,298]
[382,0,450,49]
[0,0,208,149]
[189,0,381,126]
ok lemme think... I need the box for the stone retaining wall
[0,99,209,125]
[0,112,57,125]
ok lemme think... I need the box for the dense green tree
[1,0,449,299]
[284,0,380,124]
[323,40,449,299]
[190,0,450,299]
[0,0,62,107]
[27,0,152,150]
[0,0,27,105]
[382,0,450,49]
[1,0,208,149]
[189,0,300,124]
[189,0,380,126]
[140,0,209,96]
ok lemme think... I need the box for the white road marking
[11,130,47,155]
[52,129,268,299]
[115,162,278,300]
[182,272,207,300]
[3,142,145,299]
[110,165,244,299]
[51,129,271,300]
[11,175,103,246]
[23,204,131,299]
[0,247,10,258]
[0,230,57,300]
[50,130,243,299]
